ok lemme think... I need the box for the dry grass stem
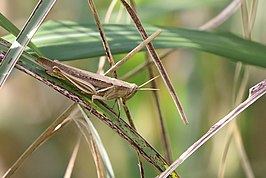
[200,0,241,30]
[158,80,266,178]
[249,0,258,31]
[105,0,118,22]
[120,49,176,80]
[218,2,259,176]
[97,0,118,75]
[233,124,255,178]
[217,125,234,178]
[97,56,107,75]
[87,0,116,77]
[104,29,162,76]
[64,136,81,178]
[120,0,189,125]
[241,0,251,38]
[219,121,255,178]
[144,52,172,163]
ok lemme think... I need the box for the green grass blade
[0,0,56,88]
[0,13,41,55]
[3,20,265,67]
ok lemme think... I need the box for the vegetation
[0,0,265,178]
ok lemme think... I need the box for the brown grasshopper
[36,57,144,101]
[36,30,162,102]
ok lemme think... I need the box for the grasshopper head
[124,83,138,100]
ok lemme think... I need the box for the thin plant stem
[77,105,115,178]
[102,2,161,175]
[120,49,175,80]
[219,118,255,178]
[104,30,162,76]
[233,123,255,178]
[218,1,258,176]
[97,56,106,75]
[232,62,243,104]
[217,125,234,178]
[249,0,258,31]
[105,0,118,23]
[120,0,188,125]
[218,68,253,178]
[158,80,266,178]
[122,99,136,129]
[199,0,241,30]
[64,135,81,178]
[241,0,250,38]
[110,1,174,162]
[218,1,259,176]
[97,0,118,74]
[235,67,249,105]
[87,0,117,78]
[144,52,172,164]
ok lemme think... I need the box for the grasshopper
[36,30,162,102]
[36,57,155,102]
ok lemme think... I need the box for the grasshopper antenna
[137,75,160,90]
[137,88,159,91]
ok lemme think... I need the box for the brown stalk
[144,52,172,163]
[119,48,177,163]
[97,0,118,74]
[104,30,162,76]
[87,0,117,77]
[104,0,174,162]
[120,0,189,125]
[120,49,176,81]
[89,0,146,174]
[114,1,175,163]
[129,0,136,12]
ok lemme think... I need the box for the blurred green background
[0,0,266,177]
